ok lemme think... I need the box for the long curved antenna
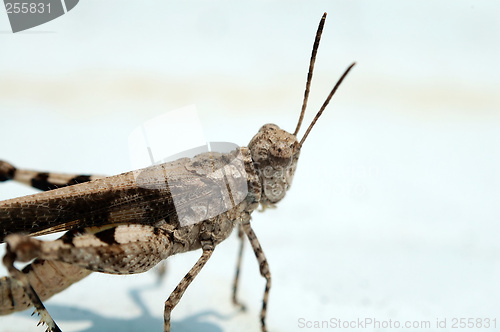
[299,62,356,146]
[293,12,327,137]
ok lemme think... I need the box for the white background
[0,1,499,331]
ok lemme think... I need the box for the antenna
[293,12,327,136]
[299,62,356,146]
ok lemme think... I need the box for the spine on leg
[0,259,91,315]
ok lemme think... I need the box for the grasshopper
[0,13,355,332]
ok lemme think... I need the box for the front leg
[232,224,246,310]
[164,248,213,332]
[241,218,272,332]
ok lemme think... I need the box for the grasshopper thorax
[248,124,300,207]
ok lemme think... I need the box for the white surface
[0,1,499,332]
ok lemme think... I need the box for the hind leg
[0,258,92,315]
[0,160,104,191]
[3,224,176,331]
[3,249,63,332]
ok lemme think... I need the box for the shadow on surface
[13,279,235,332]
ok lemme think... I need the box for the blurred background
[0,1,499,331]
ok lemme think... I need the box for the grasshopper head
[248,124,300,206]
[246,13,356,208]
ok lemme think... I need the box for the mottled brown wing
[0,166,171,242]
[0,149,249,242]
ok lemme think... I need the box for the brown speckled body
[0,145,262,294]
[0,12,355,332]
[0,123,297,332]
[0,135,278,331]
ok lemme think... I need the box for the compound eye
[269,144,292,168]
[270,141,292,158]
